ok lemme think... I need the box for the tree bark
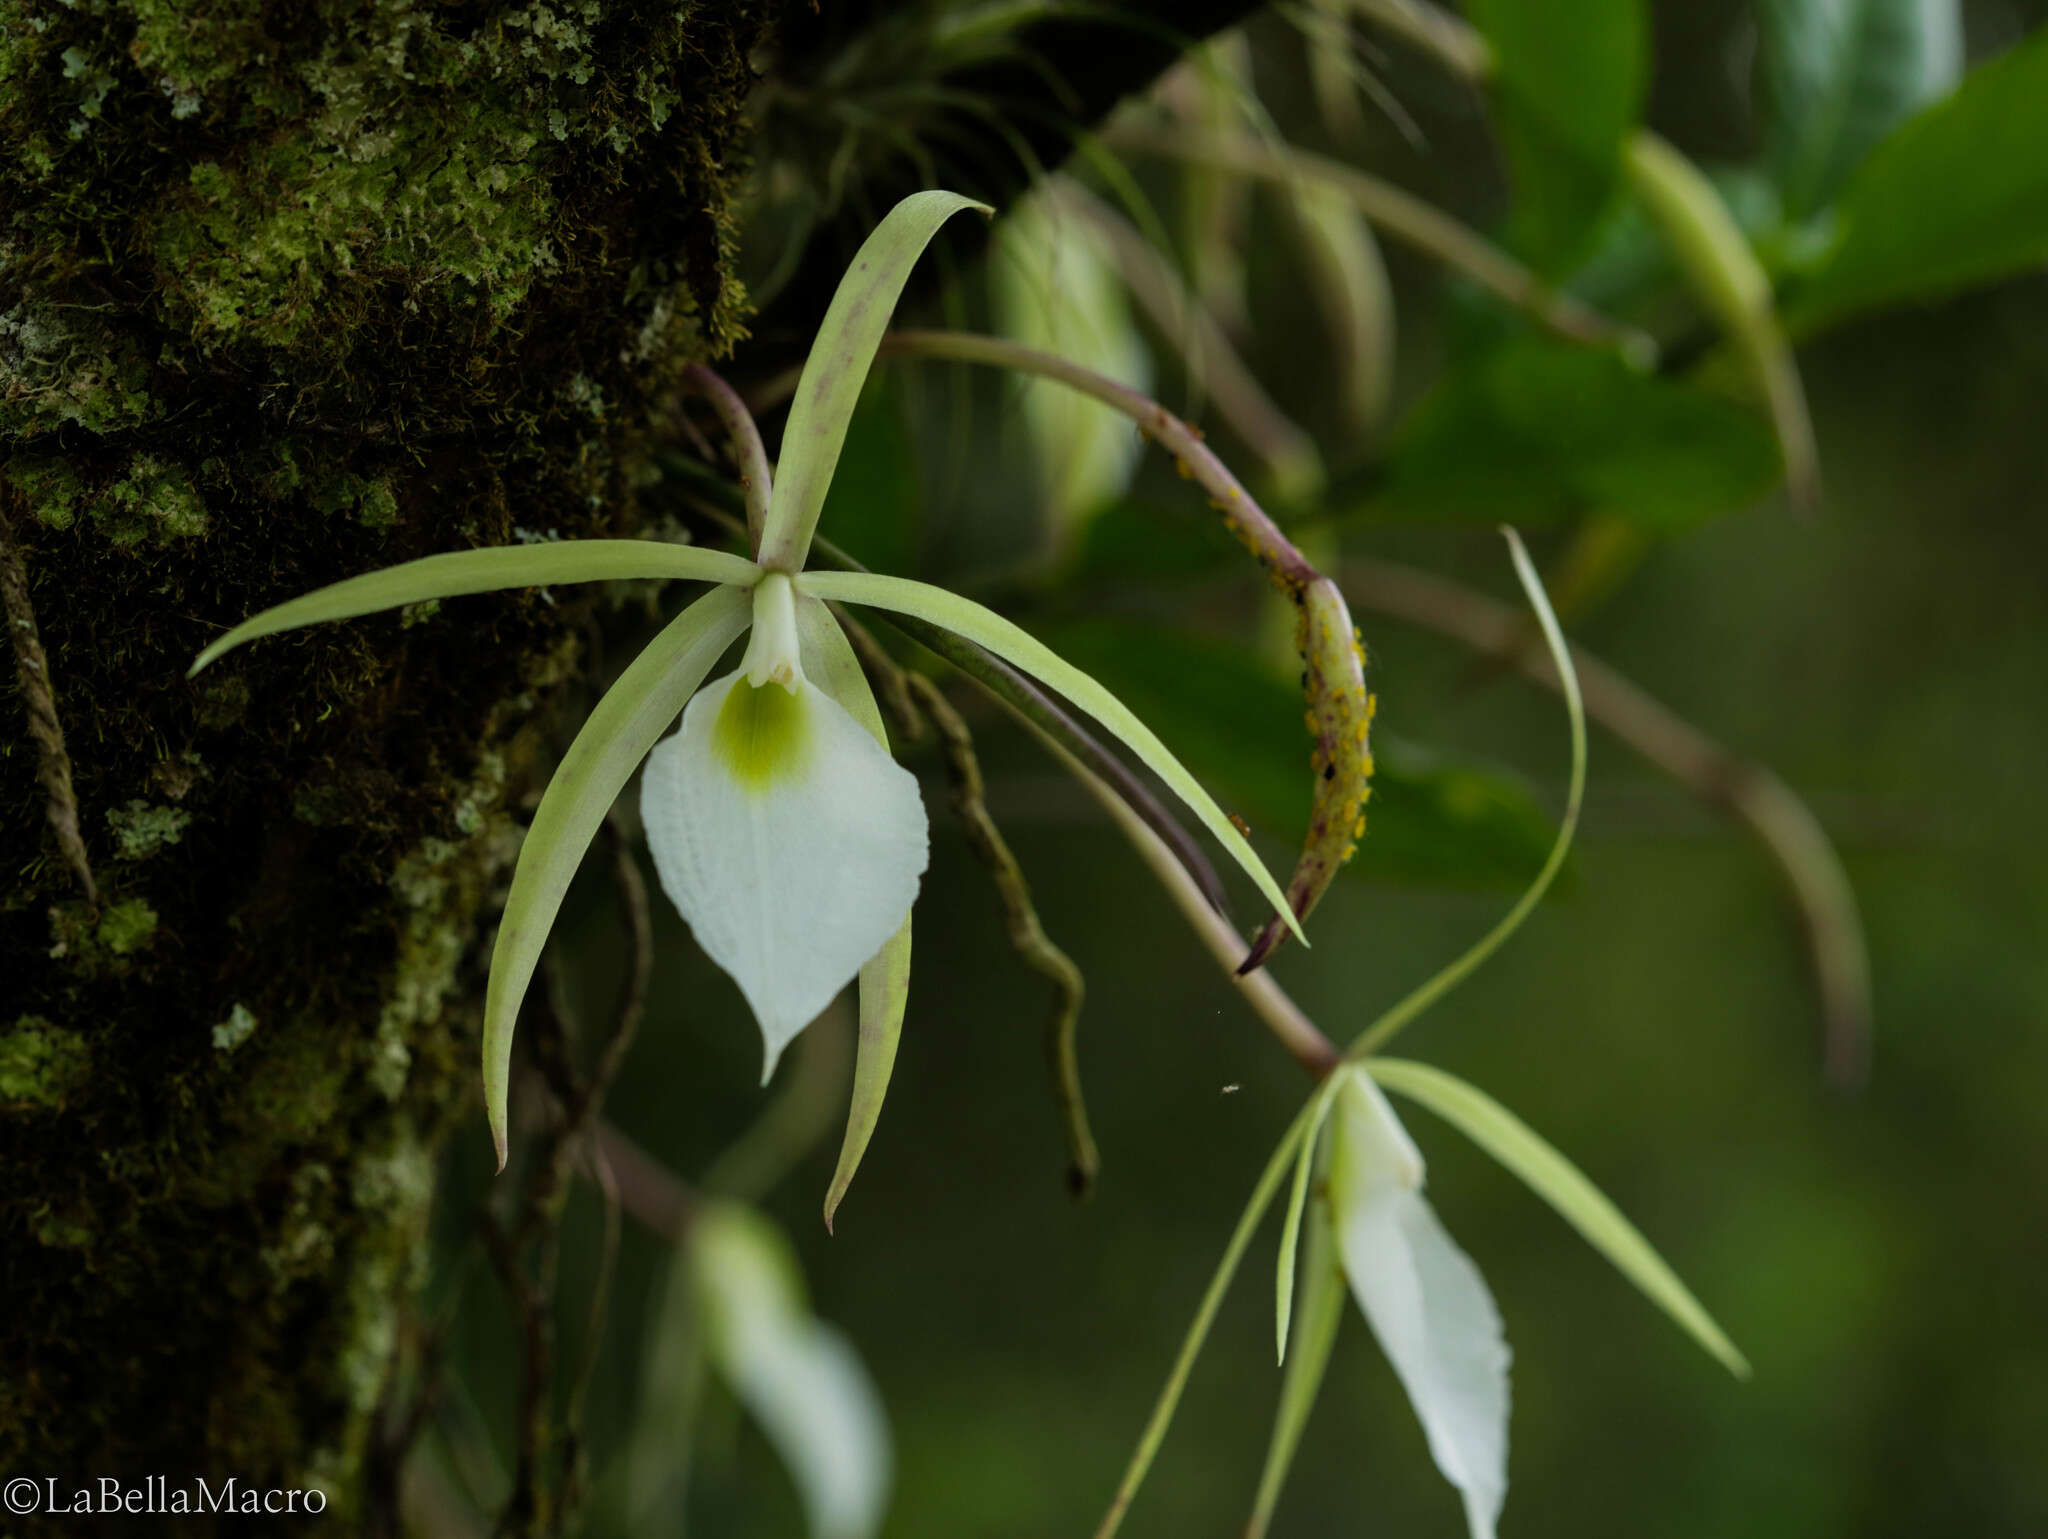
[0,0,766,1517]
[0,0,1261,1525]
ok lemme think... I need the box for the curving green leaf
[1345,526,1584,1059]
[1759,0,1962,218]
[795,596,916,1232]
[1274,1078,1338,1362]
[1624,130,1819,510]
[1466,0,1649,272]
[1367,1057,1750,1379]
[1785,27,2048,332]
[483,584,751,1168]
[188,540,759,676]
[796,569,1305,944]
[759,190,991,572]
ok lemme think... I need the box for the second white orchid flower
[189,190,1304,1218]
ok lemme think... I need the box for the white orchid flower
[1326,1064,1510,1539]
[189,190,1304,1214]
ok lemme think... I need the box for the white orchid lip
[640,618,930,1082]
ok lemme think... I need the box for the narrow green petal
[1274,1077,1338,1363]
[797,570,1305,944]
[190,540,760,675]
[758,191,992,572]
[1367,1057,1751,1379]
[1249,1178,1345,1539]
[793,596,918,1231]
[484,584,752,1168]
[829,918,912,1234]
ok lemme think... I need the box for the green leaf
[688,1204,894,1539]
[760,190,991,571]
[1366,1057,1751,1379]
[188,540,759,675]
[796,569,1306,944]
[1622,131,1819,512]
[1249,1158,1345,1539]
[1784,27,2048,332]
[482,585,751,1167]
[1759,0,1963,218]
[1038,618,1556,889]
[1466,0,1649,272]
[1274,1079,1338,1362]
[794,596,914,1232]
[1365,336,1780,532]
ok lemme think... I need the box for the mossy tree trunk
[0,0,764,1515]
[0,0,1260,1524]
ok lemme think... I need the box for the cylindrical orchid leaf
[483,583,752,1167]
[758,190,991,572]
[189,540,759,675]
[796,569,1306,944]
[1624,130,1819,511]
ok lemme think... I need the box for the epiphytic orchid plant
[188,190,1303,1218]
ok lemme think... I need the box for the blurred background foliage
[416,1,2048,1534]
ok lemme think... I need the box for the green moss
[34,1204,95,1250]
[212,1003,258,1053]
[3,457,86,530]
[311,470,401,529]
[0,298,157,439]
[107,800,194,860]
[0,1018,91,1107]
[95,456,210,545]
[97,899,159,955]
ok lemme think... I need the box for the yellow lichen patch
[713,680,814,791]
